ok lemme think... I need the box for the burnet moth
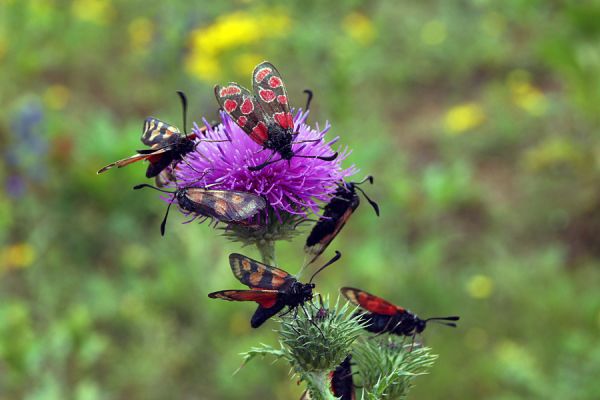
[341,287,459,340]
[214,61,338,171]
[300,355,356,400]
[304,177,379,264]
[98,91,218,183]
[133,184,266,236]
[208,251,341,328]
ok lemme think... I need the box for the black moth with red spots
[214,61,338,171]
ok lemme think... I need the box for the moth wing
[141,117,181,147]
[208,289,279,307]
[250,299,287,328]
[214,83,269,145]
[340,287,405,316]
[305,201,358,263]
[185,188,266,222]
[229,253,293,289]
[97,151,162,174]
[252,61,294,131]
[155,167,176,188]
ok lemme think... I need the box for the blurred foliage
[2,0,600,399]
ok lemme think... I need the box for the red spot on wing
[357,292,403,315]
[237,116,248,127]
[259,89,276,103]
[224,99,238,113]
[255,67,272,83]
[250,121,268,144]
[277,95,287,105]
[269,76,282,88]
[220,86,242,96]
[241,98,254,114]
[274,112,293,129]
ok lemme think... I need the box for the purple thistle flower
[174,109,356,220]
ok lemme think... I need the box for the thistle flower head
[175,110,356,219]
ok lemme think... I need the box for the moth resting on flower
[214,61,338,171]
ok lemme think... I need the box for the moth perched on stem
[341,287,459,341]
[208,251,341,328]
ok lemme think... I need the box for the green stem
[256,239,276,265]
[305,371,336,400]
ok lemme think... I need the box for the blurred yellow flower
[44,84,70,110]
[444,102,485,134]
[128,17,154,52]
[186,10,291,82]
[466,274,493,299]
[1,243,36,271]
[343,12,375,45]
[421,20,447,46]
[185,56,221,82]
[523,137,585,172]
[71,0,114,25]
[234,53,265,77]
[507,70,548,116]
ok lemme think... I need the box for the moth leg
[301,304,324,338]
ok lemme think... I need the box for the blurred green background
[2,0,600,399]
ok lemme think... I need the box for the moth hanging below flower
[340,287,459,340]
[300,355,356,400]
[133,183,266,236]
[304,176,380,264]
[214,61,338,171]
[97,91,219,185]
[208,251,341,328]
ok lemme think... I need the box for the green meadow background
[2,0,600,399]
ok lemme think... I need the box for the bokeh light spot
[466,274,493,299]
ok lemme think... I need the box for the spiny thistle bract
[352,337,438,399]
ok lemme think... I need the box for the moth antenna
[355,175,374,185]
[294,152,338,162]
[248,153,282,171]
[303,89,314,111]
[133,183,175,195]
[160,199,175,236]
[176,90,188,135]
[309,250,341,284]
[425,316,460,328]
[355,186,380,216]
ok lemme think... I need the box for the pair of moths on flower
[98,61,458,350]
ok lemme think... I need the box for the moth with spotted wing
[340,287,459,338]
[133,183,266,236]
[208,251,341,328]
[98,92,212,185]
[214,61,338,171]
[305,176,380,264]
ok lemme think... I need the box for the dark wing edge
[229,253,294,289]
